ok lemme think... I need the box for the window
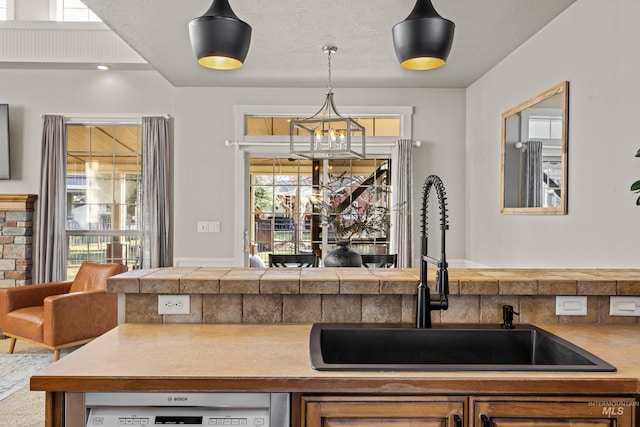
[66,123,141,278]
[0,0,11,20]
[527,115,563,208]
[56,0,101,22]
[250,158,391,264]
[246,116,401,137]
[528,116,562,140]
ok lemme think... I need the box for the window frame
[64,117,143,278]
[232,104,413,266]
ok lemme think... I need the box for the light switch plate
[556,296,587,316]
[609,296,640,316]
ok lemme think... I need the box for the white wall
[0,69,466,268]
[174,87,466,265]
[0,69,174,194]
[466,0,640,267]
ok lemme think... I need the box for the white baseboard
[173,257,239,267]
[172,257,487,269]
[448,259,489,268]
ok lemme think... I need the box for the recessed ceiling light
[97,65,111,71]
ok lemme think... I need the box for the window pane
[64,0,88,8]
[374,118,401,136]
[59,0,102,22]
[66,123,142,278]
[528,118,550,139]
[246,117,273,136]
[550,119,562,139]
[63,8,89,21]
[67,234,141,278]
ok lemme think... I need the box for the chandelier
[289,46,366,160]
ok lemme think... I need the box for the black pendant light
[392,0,455,70]
[189,0,252,70]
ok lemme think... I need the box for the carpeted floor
[0,337,81,426]
[0,353,53,401]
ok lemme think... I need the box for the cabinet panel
[302,396,465,427]
[473,396,634,427]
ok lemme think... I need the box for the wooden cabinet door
[301,395,465,427]
[472,396,635,427]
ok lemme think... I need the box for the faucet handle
[435,267,449,295]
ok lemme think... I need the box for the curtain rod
[225,140,422,148]
[40,114,171,120]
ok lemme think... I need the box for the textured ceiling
[82,0,577,88]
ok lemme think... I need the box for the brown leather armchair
[0,261,127,360]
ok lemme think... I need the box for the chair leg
[53,349,61,361]
[8,337,16,354]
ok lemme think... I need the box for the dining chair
[268,254,318,267]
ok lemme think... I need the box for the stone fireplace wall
[0,194,37,289]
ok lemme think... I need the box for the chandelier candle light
[289,46,366,160]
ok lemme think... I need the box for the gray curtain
[522,140,543,208]
[34,115,67,283]
[141,116,171,268]
[390,139,413,268]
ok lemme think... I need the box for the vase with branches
[316,171,399,266]
[317,172,392,242]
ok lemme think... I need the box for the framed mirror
[501,81,569,214]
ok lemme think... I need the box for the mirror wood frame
[500,81,569,215]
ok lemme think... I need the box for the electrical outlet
[197,221,209,233]
[610,296,640,316]
[209,221,220,233]
[158,295,190,315]
[555,296,587,316]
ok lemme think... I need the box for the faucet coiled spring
[421,174,449,237]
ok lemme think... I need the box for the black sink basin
[309,323,616,372]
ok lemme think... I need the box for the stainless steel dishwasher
[71,392,289,427]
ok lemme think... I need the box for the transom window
[528,116,562,140]
[65,123,141,278]
[246,116,401,137]
[56,0,101,22]
[0,0,9,20]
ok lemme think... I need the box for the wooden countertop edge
[30,377,640,395]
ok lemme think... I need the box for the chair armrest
[0,281,72,312]
[43,290,118,346]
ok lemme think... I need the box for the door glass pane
[249,158,391,264]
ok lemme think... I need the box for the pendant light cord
[327,48,333,94]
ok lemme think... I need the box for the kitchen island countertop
[31,322,640,395]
